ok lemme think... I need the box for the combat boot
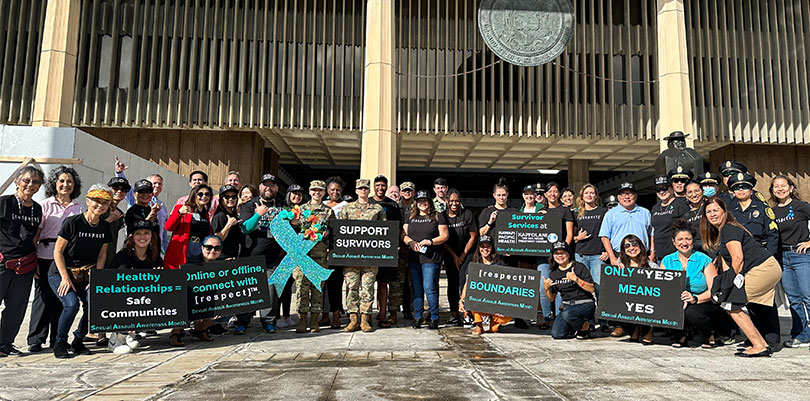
[296,313,309,333]
[361,314,374,332]
[344,313,360,332]
[309,312,321,333]
[386,312,398,327]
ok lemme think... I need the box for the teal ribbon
[267,216,333,296]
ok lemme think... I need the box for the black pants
[444,254,471,315]
[323,266,344,313]
[401,254,412,313]
[237,246,281,326]
[0,268,35,346]
[276,279,293,318]
[27,259,62,346]
[679,302,727,343]
[748,302,781,346]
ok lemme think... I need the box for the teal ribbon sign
[267,214,333,296]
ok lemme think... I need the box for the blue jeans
[410,263,440,321]
[575,254,603,295]
[781,251,810,342]
[537,262,560,320]
[551,302,596,339]
[48,275,88,344]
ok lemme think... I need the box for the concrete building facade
[1,0,809,198]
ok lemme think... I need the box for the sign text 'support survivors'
[328,220,399,267]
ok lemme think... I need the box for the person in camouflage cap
[294,180,336,334]
[339,179,387,332]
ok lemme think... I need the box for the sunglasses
[202,244,222,252]
[655,187,670,193]
[722,171,736,177]
[136,190,152,194]
[623,241,640,249]
[732,186,753,191]
[671,178,689,184]
[21,178,42,185]
[111,186,128,192]
[196,192,212,198]
[221,194,238,200]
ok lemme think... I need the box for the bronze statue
[655,131,704,178]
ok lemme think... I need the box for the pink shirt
[37,197,84,259]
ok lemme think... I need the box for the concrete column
[567,159,590,194]
[360,0,397,183]
[656,0,694,152]
[32,0,81,127]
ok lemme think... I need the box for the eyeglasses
[20,178,42,185]
[221,195,238,200]
[196,192,212,198]
[202,244,222,252]
[623,241,640,249]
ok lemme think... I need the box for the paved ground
[2,280,809,401]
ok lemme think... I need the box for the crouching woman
[544,241,596,339]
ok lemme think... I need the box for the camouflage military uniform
[389,199,415,313]
[340,201,386,314]
[293,200,336,313]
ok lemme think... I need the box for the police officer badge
[753,210,760,218]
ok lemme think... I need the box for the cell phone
[419,246,428,254]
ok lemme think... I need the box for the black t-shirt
[124,204,151,234]
[651,199,690,258]
[50,214,112,275]
[547,205,575,243]
[370,196,401,222]
[109,250,163,269]
[575,207,607,255]
[212,210,244,259]
[189,209,211,239]
[684,206,704,252]
[718,224,771,274]
[444,209,477,255]
[548,261,594,302]
[773,201,810,246]
[406,213,448,264]
[478,205,518,243]
[0,195,42,260]
[239,197,283,263]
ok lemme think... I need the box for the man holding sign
[338,179,387,333]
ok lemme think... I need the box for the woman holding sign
[49,185,113,359]
[478,178,518,265]
[702,197,782,357]
[165,184,214,269]
[543,242,595,339]
[404,190,449,330]
[612,234,658,344]
[459,235,511,335]
[660,220,723,348]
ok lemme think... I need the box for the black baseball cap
[618,182,636,193]
[288,184,303,193]
[260,173,278,185]
[374,175,388,184]
[219,184,238,195]
[522,185,536,194]
[551,241,571,255]
[134,179,153,193]
[479,235,493,245]
[127,219,158,234]
[415,190,430,200]
[107,176,131,191]
[654,175,671,188]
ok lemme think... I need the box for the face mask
[703,187,717,197]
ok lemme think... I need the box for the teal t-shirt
[660,250,712,295]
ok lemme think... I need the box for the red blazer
[164,203,212,269]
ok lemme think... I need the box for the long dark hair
[548,248,573,271]
[769,174,802,206]
[409,196,437,221]
[700,197,752,253]
[124,229,161,265]
[619,234,652,268]
[186,184,213,214]
[44,166,82,199]
[217,188,239,215]
[473,242,500,264]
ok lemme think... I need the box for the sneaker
[208,324,227,335]
[0,345,22,356]
[107,335,133,354]
[234,325,247,335]
[28,343,43,353]
[463,315,474,326]
[514,318,529,329]
[428,319,440,330]
[263,323,277,333]
[125,335,140,349]
[275,319,290,329]
[783,338,810,348]
[71,339,91,355]
[53,342,72,359]
[446,316,460,326]
[227,316,238,329]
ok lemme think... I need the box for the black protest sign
[495,212,562,257]
[183,256,272,320]
[597,266,686,329]
[328,219,399,267]
[464,263,541,320]
[89,269,188,333]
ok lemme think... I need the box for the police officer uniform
[726,172,781,347]
[718,161,747,205]
[668,166,694,200]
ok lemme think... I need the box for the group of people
[0,157,808,360]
